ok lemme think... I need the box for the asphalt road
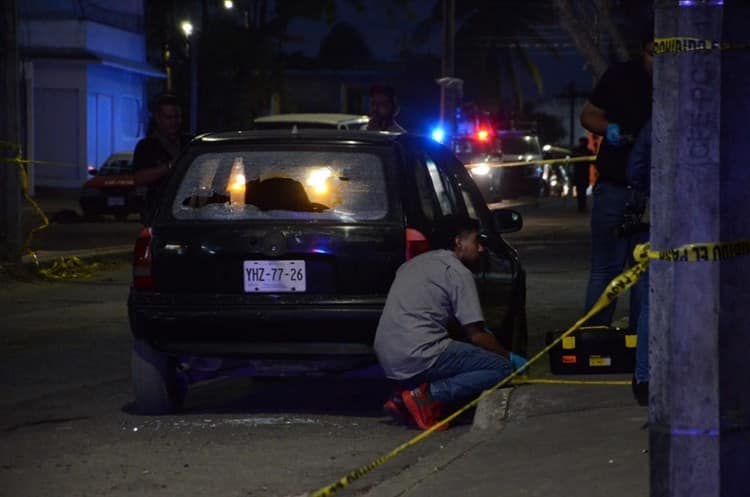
[1,199,633,497]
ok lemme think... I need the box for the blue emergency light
[431,127,446,143]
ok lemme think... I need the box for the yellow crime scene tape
[0,141,101,279]
[308,259,649,497]
[654,37,750,55]
[466,155,596,170]
[641,240,750,263]
[307,238,750,497]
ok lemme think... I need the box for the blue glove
[606,123,626,147]
[509,352,529,374]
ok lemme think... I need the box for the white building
[18,0,163,189]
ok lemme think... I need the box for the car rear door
[149,142,405,299]
[426,145,518,333]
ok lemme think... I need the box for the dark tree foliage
[319,22,373,69]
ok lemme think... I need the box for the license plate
[589,355,612,367]
[243,260,306,293]
[107,196,125,206]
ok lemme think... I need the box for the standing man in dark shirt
[133,94,191,223]
[580,29,654,326]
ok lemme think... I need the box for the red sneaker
[383,391,412,425]
[401,383,447,431]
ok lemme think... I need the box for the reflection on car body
[128,130,527,413]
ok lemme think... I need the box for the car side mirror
[492,208,523,234]
[87,167,98,176]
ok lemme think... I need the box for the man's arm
[463,322,510,358]
[580,101,610,136]
[627,120,652,193]
[132,139,171,187]
[134,163,170,186]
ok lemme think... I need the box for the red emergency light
[476,129,490,142]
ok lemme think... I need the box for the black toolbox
[545,326,637,374]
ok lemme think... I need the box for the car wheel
[132,339,185,414]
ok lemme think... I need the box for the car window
[422,153,456,215]
[414,156,438,221]
[172,150,389,222]
[444,152,489,228]
[461,188,479,220]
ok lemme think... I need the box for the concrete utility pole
[651,1,750,496]
[440,0,455,129]
[0,0,23,262]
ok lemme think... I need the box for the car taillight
[476,128,491,142]
[405,228,430,260]
[133,227,153,290]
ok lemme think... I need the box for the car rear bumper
[128,290,385,357]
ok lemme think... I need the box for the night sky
[284,0,594,103]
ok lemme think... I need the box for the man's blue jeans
[404,341,513,405]
[584,182,646,327]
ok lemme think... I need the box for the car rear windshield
[172,149,389,222]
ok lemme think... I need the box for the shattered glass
[172,150,389,222]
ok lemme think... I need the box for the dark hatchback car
[128,130,527,413]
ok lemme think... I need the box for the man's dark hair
[151,93,180,113]
[433,215,481,250]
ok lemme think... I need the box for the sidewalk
[365,382,648,497]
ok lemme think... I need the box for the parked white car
[254,113,370,131]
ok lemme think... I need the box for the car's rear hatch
[148,142,405,300]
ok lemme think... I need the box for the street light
[223,0,234,9]
[180,20,194,37]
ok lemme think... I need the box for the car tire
[132,339,185,415]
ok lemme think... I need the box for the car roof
[192,129,406,146]
[253,113,369,126]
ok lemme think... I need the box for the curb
[362,388,514,497]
